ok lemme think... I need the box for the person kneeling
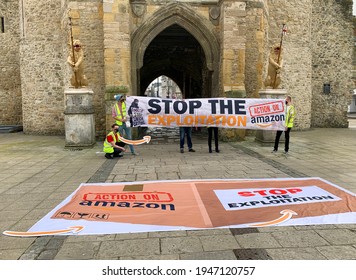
[103,124,126,159]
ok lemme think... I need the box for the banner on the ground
[5,178,356,236]
[126,96,286,130]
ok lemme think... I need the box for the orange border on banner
[147,114,247,127]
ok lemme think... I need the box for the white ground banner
[126,96,286,130]
[3,178,356,237]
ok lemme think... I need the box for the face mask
[285,100,288,105]
[114,129,118,133]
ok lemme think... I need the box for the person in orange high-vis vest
[112,94,138,156]
[272,95,296,155]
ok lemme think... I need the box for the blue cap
[114,94,122,101]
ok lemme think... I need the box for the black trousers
[274,127,291,152]
[208,127,219,151]
[106,141,126,157]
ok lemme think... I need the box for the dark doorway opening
[139,24,211,98]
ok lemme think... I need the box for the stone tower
[0,0,353,137]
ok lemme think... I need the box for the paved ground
[0,121,356,260]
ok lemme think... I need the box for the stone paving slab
[97,238,160,258]
[315,229,356,245]
[265,247,327,260]
[315,245,356,260]
[180,250,237,260]
[271,230,330,247]
[120,254,179,260]
[234,232,282,248]
[160,236,203,254]
[0,249,24,260]
[187,229,232,236]
[54,241,101,260]
[200,235,240,251]
[149,231,187,238]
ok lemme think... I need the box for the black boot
[113,152,123,158]
[105,153,113,159]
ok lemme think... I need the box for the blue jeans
[180,127,192,149]
[118,122,135,153]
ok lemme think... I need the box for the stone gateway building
[0,0,354,138]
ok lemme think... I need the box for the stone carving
[67,95,83,107]
[209,6,220,20]
[130,0,146,17]
[264,44,283,89]
[67,39,88,88]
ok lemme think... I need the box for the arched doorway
[131,3,220,98]
[140,24,205,98]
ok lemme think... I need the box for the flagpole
[68,13,78,88]
[273,24,287,89]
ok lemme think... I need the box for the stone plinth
[64,88,95,148]
[349,92,356,113]
[255,89,287,145]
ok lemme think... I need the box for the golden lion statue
[67,39,88,88]
[264,44,283,89]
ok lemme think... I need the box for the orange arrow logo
[249,209,297,227]
[2,226,84,237]
[118,135,151,145]
[256,123,273,128]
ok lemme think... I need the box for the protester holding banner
[103,124,126,159]
[208,127,219,153]
[180,127,195,153]
[272,95,295,154]
[112,94,138,156]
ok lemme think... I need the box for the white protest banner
[126,96,286,130]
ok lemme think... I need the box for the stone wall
[102,0,132,133]
[19,0,66,135]
[311,0,353,127]
[0,0,22,125]
[219,1,247,140]
[267,0,313,130]
[103,0,131,88]
[245,0,267,98]
[219,1,246,96]
[18,0,106,136]
[266,0,353,129]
